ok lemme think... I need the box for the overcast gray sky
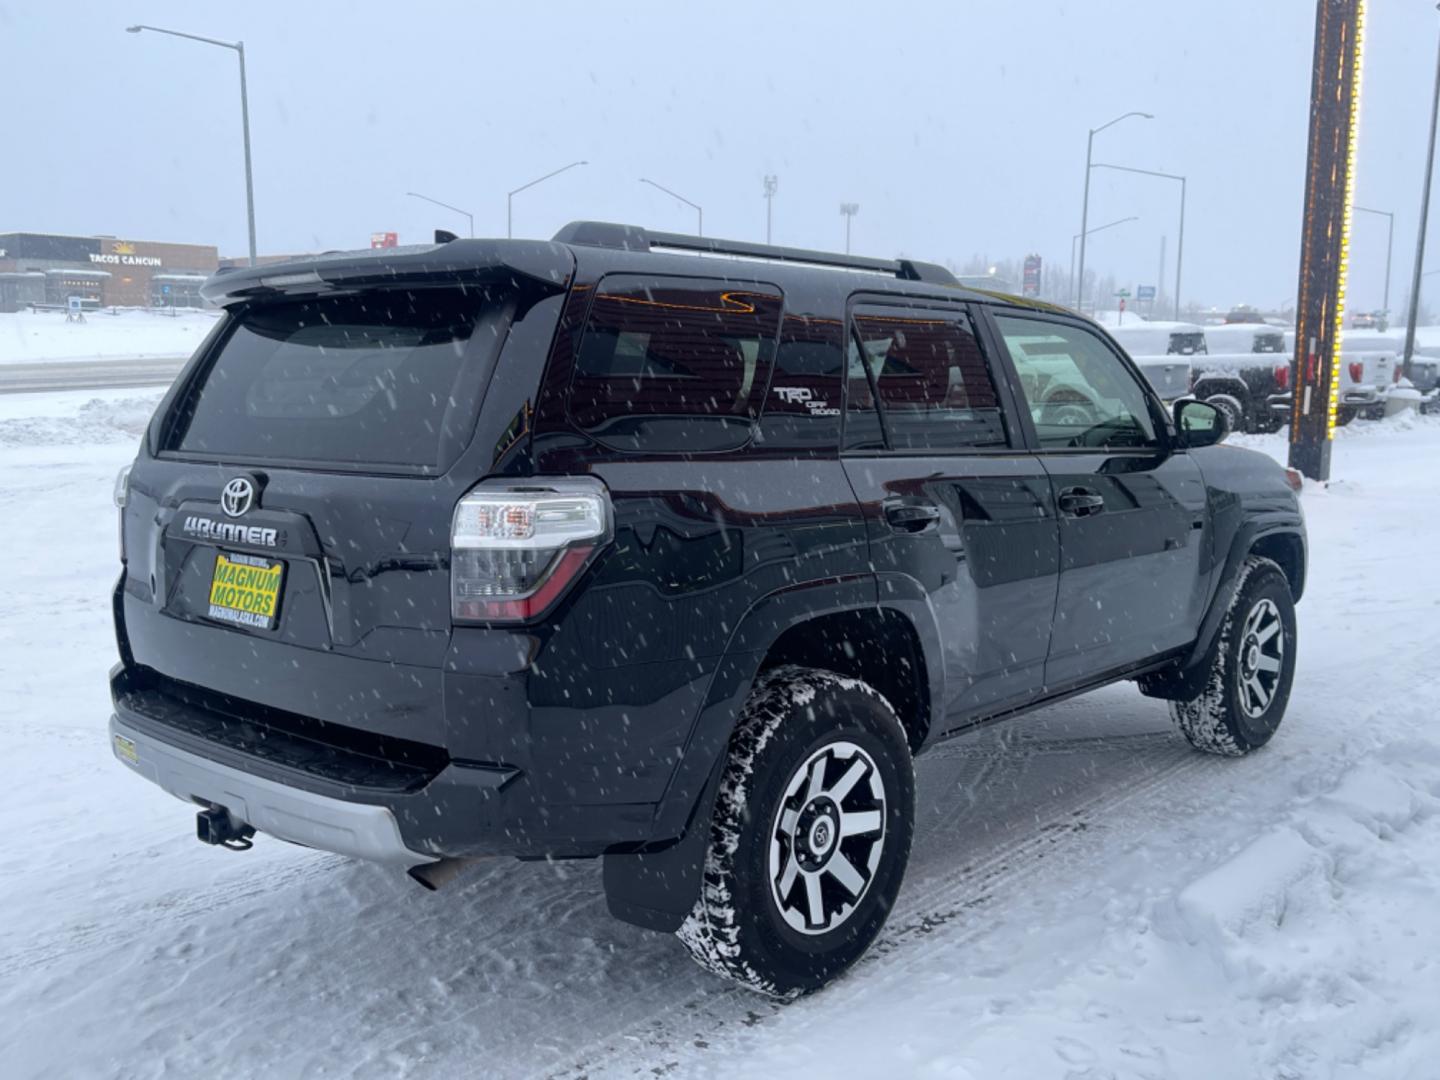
[2,0,1437,311]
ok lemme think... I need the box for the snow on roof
[43,268,110,278]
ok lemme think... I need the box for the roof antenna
[435,229,459,244]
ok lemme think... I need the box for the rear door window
[847,303,1008,451]
[569,275,783,453]
[167,289,510,470]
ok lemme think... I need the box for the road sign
[161,284,171,295]
[1022,254,1042,298]
[1136,284,1157,301]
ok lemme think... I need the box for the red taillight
[1274,363,1290,391]
[459,545,596,621]
[1348,361,1364,384]
[451,481,611,624]
[1284,467,1304,492]
[1394,364,1404,383]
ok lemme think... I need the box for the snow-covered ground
[1,391,1437,1079]
[0,308,220,365]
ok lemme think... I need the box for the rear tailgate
[120,256,568,742]
[1133,356,1192,401]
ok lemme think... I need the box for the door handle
[883,500,942,533]
[1057,487,1106,517]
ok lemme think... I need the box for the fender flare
[603,573,945,932]
[1141,519,1303,701]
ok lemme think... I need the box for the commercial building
[0,232,219,312]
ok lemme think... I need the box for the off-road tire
[1204,392,1246,435]
[1169,556,1297,755]
[676,665,915,998]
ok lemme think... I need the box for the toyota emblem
[220,477,255,518]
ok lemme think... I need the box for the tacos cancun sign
[88,242,161,268]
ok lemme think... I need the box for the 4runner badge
[221,477,256,518]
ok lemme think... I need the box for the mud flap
[602,753,726,933]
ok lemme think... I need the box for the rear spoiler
[200,239,575,306]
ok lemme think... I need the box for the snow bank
[1170,826,1331,946]
[0,391,162,447]
[0,308,220,364]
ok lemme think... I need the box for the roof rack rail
[551,220,958,286]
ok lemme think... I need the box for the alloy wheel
[768,740,886,936]
[1237,597,1285,718]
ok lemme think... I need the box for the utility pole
[406,191,474,238]
[1157,235,1167,317]
[1076,111,1153,310]
[127,25,257,265]
[1091,163,1187,321]
[1355,206,1394,318]
[1289,0,1367,482]
[840,203,859,254]
[763,175,778,244]
[1403,6,1440,378]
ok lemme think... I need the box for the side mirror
[1174,398,1229,448]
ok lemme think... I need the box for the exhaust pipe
[407,858,472,891]
[196,807,255,851]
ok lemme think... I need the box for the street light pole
[1091,162,1187,320]
[127,24,257,265]
[1069,215,1140,305]
[763,175,778,244]
[1404,9,1440,378]
[406,191,474,238]
[507,161,588,240]
[1355,205,1395,317]
[1077,111,1153,310]
[639,178,703,236]
[840,203,859,254]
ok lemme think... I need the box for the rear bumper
[110,713,434,867]
[108,664,665,861]
[1340,387,1383,407]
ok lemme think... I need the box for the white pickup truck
[1267,329,1402,425]
[1106,321,1204,404]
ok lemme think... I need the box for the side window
[848,305,1007,451]
[570,275,783,453]
[844,331,885,450]
[993,314,1159,450]
[757,314,844,448]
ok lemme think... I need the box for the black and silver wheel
[1170,556,1297,756]
[677,665,914,998]
[769,740,887,935]
[1204,392,1245,434]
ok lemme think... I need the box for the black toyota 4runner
[110,223,1306,997]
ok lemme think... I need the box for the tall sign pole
[1289,0,1366,482]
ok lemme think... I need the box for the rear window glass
[848,306,1007,451]
[570,275,783,453]
[168,290,508,470]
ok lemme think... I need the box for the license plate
[113,733,138,765]
[207,551,285,631]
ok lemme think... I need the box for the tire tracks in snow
[549,667,1440,1079]
[543,724,1201,1079]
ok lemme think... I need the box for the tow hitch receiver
[197,807,256,851]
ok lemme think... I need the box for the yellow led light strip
[1331,0,1366,440]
